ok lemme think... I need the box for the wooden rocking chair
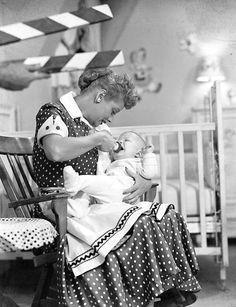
[0,134,68,307]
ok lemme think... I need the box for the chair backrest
[0,134,36,218]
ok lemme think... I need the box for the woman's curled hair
[78,68,140,109]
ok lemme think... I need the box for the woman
[32,68,200,307]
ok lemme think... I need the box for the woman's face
[89,98,125,127]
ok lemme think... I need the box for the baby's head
[112,131,147,160]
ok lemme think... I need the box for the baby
[63,131,158,206]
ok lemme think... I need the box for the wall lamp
[196,56,225,82]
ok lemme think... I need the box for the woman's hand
[122,168,152,205]
[96,130,116,152]
[0,62,50,91]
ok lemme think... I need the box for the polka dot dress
[57,210,201,307]
[33,102,201,306]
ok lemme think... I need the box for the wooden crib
[111,81,229,289]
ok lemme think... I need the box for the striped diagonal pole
[3,50,125,74]
[0,5,112,46]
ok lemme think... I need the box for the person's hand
[96,130,116,152]
[0,62,50,91]
[122,168,152,205]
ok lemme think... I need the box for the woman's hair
[78,68,140,109]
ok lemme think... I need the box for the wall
[102,0,236,127]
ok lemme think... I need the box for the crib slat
[197,130,207,247]
[178,131,187,220]
[145,135,153,145]
[159,133,167,202]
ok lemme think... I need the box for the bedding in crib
[155,179,215,216]
[152,151,216,216]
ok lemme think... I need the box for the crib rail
[111,122,215,135]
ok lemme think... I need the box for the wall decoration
[179,33,199,55]
[129,47,162,97]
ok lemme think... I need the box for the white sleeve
[37,114,68,147]
[95,123,112,174]
[139,145,159,179]
[140,152,159,179]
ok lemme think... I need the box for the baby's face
[112,132,144,160]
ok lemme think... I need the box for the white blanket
[65,201,172,277]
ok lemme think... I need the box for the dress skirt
[56,208,201,307]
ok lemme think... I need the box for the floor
[194,239,236,307]
[0,260,40,307]
[0,240,236,307]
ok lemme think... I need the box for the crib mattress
[154,180,215,216]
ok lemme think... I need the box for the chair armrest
[9,192,68,209]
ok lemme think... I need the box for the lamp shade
[196,56,225,82]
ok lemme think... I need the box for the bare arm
[42,130,116,162]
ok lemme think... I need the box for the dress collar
[59,91,93,129]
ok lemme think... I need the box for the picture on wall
[129,47,162,97]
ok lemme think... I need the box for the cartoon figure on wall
[129,47,162,96]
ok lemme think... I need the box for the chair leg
[31,264,54,307]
